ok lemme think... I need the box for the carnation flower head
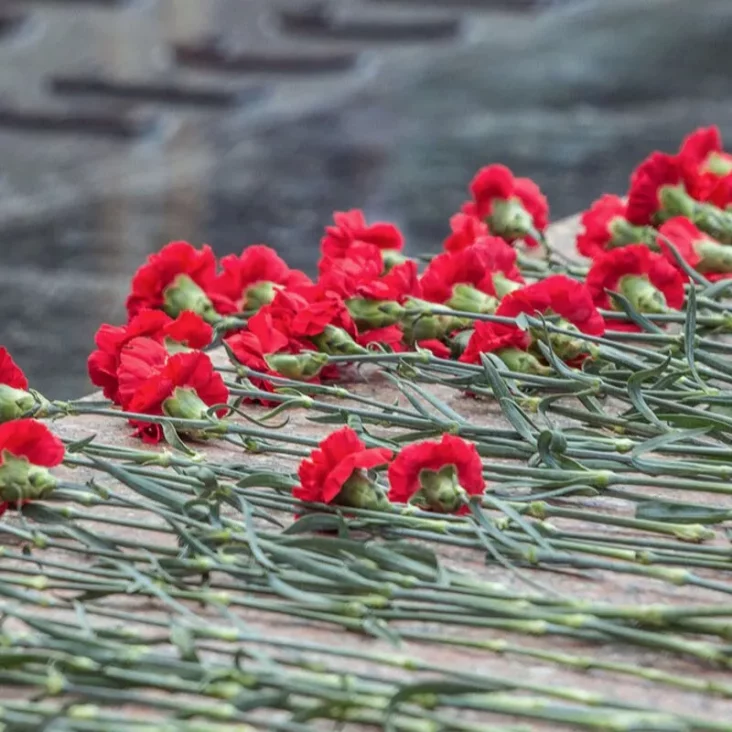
[420,239,523,309]
[117,338,228,443]
[586,245,685,330]
[626,153,684,226]
[294,426,392,509]
[210,245,311,315]
[458,322,531,365]
[658,216,732,281]
[321,209,404,260]
[496,275,605,337]
[575,195,648,259]
[467,165,548,248]
[88,310,213,404]
[677,126,732,206]
[443,213,490,252]
[0,419,64,517]
[387,434,484,514]
[126,241,220,323]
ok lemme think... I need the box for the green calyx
[0,451,57,503]
[413,464,466,514]
[310,325,367,356]
[163,387,211,422]
[446,284,497,315]
[346,298,405,330]
[0,384,39,422]
[487,198,535,241]
[618,275,668,315]
[336,471,390,511]
[496,347,551,375]
[242,281,279,312]
[163,274,220,324]
[265,351,328,380]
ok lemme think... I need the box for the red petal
[0,348,28,390]
[0,419,64,467]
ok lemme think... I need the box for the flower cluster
[576,126,732,327]
[294,427,485,514]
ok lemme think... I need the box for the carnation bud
[264,351,328,380]
[346,298,405,329]
[446,284,497,314]
[163,274,220,324]
[337,470,390,510]
[416,464,466,513]
[658,186,697,221]
[162,386,211,421]
[0,452,57,503]
[496,347,551,375]
[0,384,39,422]
[618,275,668,315]
[310,325,367,356]
[486,198,536,241]
[243,281,279,312]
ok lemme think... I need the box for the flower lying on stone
[576,194,657,259]
[0,347,40,422]
[88,309,213,403]
[465,164,549,248]
[0,419,64,518]
[458,321,547,374]
[586,244,685,327]
[210,245,312,315]
[387,434,485,513]
[116,338,228,443]
[294,426,392,509]
[658,217,732,280]
[126,241,221,323]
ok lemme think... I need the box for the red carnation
[0,419,64,518]
[575,195,657,259]
[321,209,404,259]
[678,126,732,206]
[459,322,531,364]
[387,434,484,514]
[468,165,548,248]
[210,245,311,314]
[356,326,450,359]
[586,245,685,328]
[117,338,228,443]
[496,275,605,337]
[0,348,28,390]
[658,217,732,280]
[443,213,490,252]
[421,240,523,309]
[126,241,220,323]
[88,310,213,404]
[626,153,684,226]
[294,426,392,508]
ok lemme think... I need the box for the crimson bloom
[387,434,484,514]
[658,217,732,280]
[420,239,523,312]
[677,126,732,206]
[443,212,490,253]
[117,338,228,443]
[356,325,451,359]
[126,241,220,323]
[467,165,548,247]
[575,195,657,259]
[0,348,42,422]
[586,245,685,329]
[496,275,605,336]
[0,419,64,518]
[459,322,531,365]
[210,245,311,314]
[0,348,28,390]
[626,152,684,226]
[88,310,213,404]
[321,209,404,259]
[294,426,392,509]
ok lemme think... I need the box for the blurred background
[2,0,732,398]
